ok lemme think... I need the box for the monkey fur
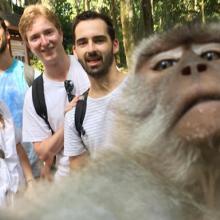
[1,22,220,220]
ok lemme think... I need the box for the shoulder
[9,59,24,72]
[24,86,33,104]
[14,59,24,67]
[65,107,76,125]
[69,55,85,73]
[69,55,79,64]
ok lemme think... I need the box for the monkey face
[137,42,220,149]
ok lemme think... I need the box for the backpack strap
[0,148,5,159]
[24,63,35,87]
[32,75,54,134]
[75,89,89,136]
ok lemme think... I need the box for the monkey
[0,154,203,220]
[104,21,220,217]
[1,22,220,220]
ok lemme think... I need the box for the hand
[40,163,53,182]
[24,178,36,199]
[64,96,79,115]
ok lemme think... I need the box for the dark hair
[72,10,115,44]
[0,17,7,31]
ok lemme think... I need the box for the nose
[180,51,208,76]
[181,63,207,75]
[40,35,49,46]
[87,41,96,52]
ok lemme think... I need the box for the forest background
[1,0,220,70]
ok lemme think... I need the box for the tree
[120,0,135,67]
[83,0,91,10]
[142,0,153,37]
[50,0,74,53]
[0,0,12,12]
[9,0,220,70]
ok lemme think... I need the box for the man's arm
[16,143,34,185]
[69,152,89,170]
[33,126,64,161]
[31,95,79,161]
[64,106,88,170]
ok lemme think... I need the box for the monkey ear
[113,39,119,54]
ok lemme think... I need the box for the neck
[88,62,125,98]
[0,49,13,74]
[44,52,70,82]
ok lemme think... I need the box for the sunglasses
[64,80,75,102]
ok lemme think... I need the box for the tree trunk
[110,0,117,27]
[201,0,205,23]
[142,0,154,37]
[120,0,135,67]
[25,0,41,5]
[83,0,90,10]
[0,0,12,12]
[74,0,80,14]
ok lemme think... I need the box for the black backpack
[32,74,88,136]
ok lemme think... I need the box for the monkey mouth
[172,92,220,145]
[179,95,220,118]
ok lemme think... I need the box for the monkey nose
[181,66,191,75]
[181,63,207,75]
[197,64,207,72]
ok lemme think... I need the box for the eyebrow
[76,37,87,43]
[76,35,107,43]
[93,35,107,39]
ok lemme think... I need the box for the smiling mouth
[86,58,102,67]
[86,57,102,62]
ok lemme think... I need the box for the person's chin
[43,53,57,63]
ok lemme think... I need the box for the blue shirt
[0,59,40,177]
[0,59,28,129]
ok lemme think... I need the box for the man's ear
[113,39,119,54]
[72,45,78,59]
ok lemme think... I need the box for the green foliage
[17,0,220,69]
[50,0,75,53]
[132,0,146,42]
[153,0,220,32]
[30,55,44,73]
[205,0,220,21]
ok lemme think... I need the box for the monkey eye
[153,59,177,71]
[200,51,220,61]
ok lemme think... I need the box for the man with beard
[64,11,125,169]
[19,5,89,180]
[0,17,35,187]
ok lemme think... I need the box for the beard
[0,32,7,54]
[78,49,114,78]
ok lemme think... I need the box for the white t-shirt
[22,55,90,178]
[64,86,122,159]
[0,101,25,207]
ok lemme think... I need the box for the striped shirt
[64,87,120,158]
